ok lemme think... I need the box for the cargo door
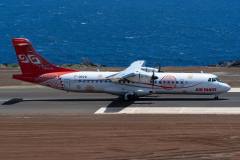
[63,79,70,90]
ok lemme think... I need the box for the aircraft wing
[107,60,145,79]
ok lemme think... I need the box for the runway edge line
[95,107,240,115]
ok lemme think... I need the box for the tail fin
[12,38,75,77]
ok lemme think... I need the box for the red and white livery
[12,38,231,101]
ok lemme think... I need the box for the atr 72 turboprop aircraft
[12,38,231,101]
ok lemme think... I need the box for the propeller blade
[151,71,155,87]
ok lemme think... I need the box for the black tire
[214,96,219,100]
[124,94,136,101]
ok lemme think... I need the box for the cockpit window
[208,77,222,82]
[216,78,222,82]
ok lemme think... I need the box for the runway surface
[0,86,240,115]
[1,86,240,160]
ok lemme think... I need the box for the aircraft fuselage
[40,71,231,97]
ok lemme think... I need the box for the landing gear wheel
[124,93,136,101]
[214,95,219,100]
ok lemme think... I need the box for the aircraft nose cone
[222,83,231,92]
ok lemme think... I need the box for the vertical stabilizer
[12,38,75,76]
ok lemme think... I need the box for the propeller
[151,71,155,89]
[151,70,159,89]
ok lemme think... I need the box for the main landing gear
[123,93,137,101]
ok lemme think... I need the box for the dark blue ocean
[0,0,240,67]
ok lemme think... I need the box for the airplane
[12,38,231,101]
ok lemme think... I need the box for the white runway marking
[229,88,240,92]
[95,107,240,114]
[0,99,8,102]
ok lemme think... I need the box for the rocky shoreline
[209,60,240,67]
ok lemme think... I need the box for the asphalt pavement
[0,86,240,115]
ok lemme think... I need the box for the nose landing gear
[214,95,219,100]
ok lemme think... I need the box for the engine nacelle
[134,89,151,96]
[124,90,150,101]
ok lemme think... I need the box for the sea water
[0,0,240,66]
